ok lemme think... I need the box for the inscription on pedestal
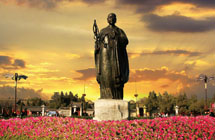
[93,99,129,121]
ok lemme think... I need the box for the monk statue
[93,13,129,99]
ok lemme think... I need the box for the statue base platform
[93,99,129,121]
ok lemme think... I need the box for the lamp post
[82,81,88,116]
[197,74,214,111]
[41,105,45,116]
[82,93,86,104]
[134,94,138,102]
[143,105,147,117]
[5,73,28,113]
[134,94,138,117]
[83,81,86,95]
[175,105,179,116]
[82,93,86,116]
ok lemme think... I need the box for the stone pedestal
[94,99,129,121]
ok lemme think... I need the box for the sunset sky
[0,0,215,101]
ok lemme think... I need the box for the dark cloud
[0,56,11,65]
[192,0,215,8]
[11,0,61,9]
[117,0,215,13]
[13,59,26,68]
[0,55,26,69]
[116,0,215,33]
[0,0,104,10]
[128,49,202,58]
[2,0,215,11]
[74,68,96,80]
[117,0,169,13]
[129,68,194,85]
[0,86,47,99]
[148,50,202,56]
[143,14,215,33]
[82,0,105,4]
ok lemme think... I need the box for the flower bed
[0,116,214,139]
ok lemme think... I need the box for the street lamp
[143,105,147,117]
[82,93,86,116]
[5,73,28,113]
[134,94,138,102]
[83,81,86,95]
[134,94,138,117]
[197,74,214,111]
[175,105,179,116]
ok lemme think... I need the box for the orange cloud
[129,67,194,86]
[128,49,202,59]
[74,68,96,81]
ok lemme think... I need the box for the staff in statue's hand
[93,19,100,50]
[93,20,99,40]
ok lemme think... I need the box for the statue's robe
[94,25,129,99]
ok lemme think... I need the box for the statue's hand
[115,76,123,84]
[95,41,100,51]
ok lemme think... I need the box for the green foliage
[189,99,204,115]
[70,115,93,120]
[27,97,45,106]
[176,93,190,115]
[146,91,159,115]
[49,91,86,109]
[158,92,175,114]
[128,116,154,120]
[139,91,211,116]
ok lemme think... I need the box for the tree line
[9,91,215,116]
[25,91,89,109]
[137,91,215,116]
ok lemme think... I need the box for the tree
[27,97,44,106]
[69,91,74,101]
[73,94,79,102]
[139,97,148,105]
[189,99,204,115]
[65,92,68,97]
[64,92,71,107]
[50,92,61,109]
[60,91,65,105]
[146,91,159,116]
[158,92,175,114]
[176,93,189,115]
[49,91,84,109]
[81,95,85,102]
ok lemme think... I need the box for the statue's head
[107,13,117,26]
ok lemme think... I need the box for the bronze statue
[93,13,129,99]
